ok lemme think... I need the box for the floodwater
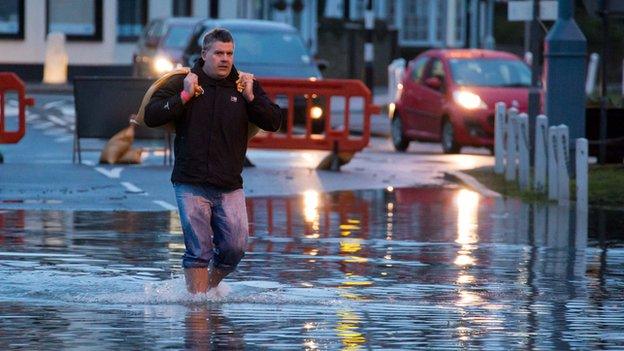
[1,187,623,350]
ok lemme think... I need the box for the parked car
[132,17,201,78]
[183,19,326,132]
[390,49,532,153]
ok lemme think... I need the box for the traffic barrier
[0,72,35,144]
[254,78,380,170]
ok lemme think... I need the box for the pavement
[0,82,496,211]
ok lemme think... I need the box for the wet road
[1,187,623,350]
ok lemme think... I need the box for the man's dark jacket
[144,60,283,190]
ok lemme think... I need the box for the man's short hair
[202,28,234,51]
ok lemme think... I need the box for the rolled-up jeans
[173,182,248,272]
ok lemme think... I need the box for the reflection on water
[1,187,624,350]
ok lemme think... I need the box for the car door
[416,58,447,140]
[399,56,429,135]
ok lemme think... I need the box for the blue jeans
[173,182,249,271]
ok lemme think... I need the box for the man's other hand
[183,73,200,100]
[238,72,255,102]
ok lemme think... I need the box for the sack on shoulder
[131,67,260,141]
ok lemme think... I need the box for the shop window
[117,0,147,42]
[47,0,103,41]
[0,0,24,39]
[173,0,192,16]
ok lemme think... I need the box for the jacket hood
[192,58,238,87]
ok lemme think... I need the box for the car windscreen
[202,30,311,65]
[449,58,531,87]
[163,24,195,49]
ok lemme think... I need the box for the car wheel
[441,119,461,154]
[391,115,410,152]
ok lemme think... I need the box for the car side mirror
[425,76,442,90]
[315,58,329,71]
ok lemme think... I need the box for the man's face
[201,41,234,79]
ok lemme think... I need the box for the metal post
[527,0,541,165]
[209,0,219,18]
[585,53,600,96]
[575,138,588,249]
[484,0,495,49]
[575,138,588,208]
[599,0,610,163]
[544,0,587,152]
[494,102,506,174]
[364,0,375,92]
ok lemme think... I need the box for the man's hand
[182,73,203,104]
[238,72,255,102]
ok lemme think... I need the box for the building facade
[0,0,494,81]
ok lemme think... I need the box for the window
[173,0,192,16]
[0,0,24,39]
[409,57,428,83]
[396,0,466,47]
[117,0,147,42]
[46,0,102,41]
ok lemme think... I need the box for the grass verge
[464,164,624,207]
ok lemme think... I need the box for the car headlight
[153,56,174,74]
[453,90,486,110]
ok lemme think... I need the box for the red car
[390,49,532,153]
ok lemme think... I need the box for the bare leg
[184,267,209,294]
[208,266,228,289]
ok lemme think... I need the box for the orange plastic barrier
[0,72,34,144]
[252,78,381,153]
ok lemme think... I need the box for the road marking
[94,167,123,179]
[153,200,177,210]
[121,182,143,193]
[26,113,40,122]
[82,160,95,166]
[33,121,54,129]
[47,115,67,126]
[54,136,74,143]
[4,106,18,116]
[43,128,66,136]
[60,106,75,116]
[42,100,65,109]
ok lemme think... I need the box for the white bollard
[43,32,68,84]
[556,125,570,205]
[575,140,588,253]
[494,102,506,174]
[575,138,588,209]
[505,108,518,181]
[517,113,530,190]
[585,53,599,96]
[547,126,559,200]
[534,115,548,192]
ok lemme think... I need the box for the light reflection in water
[455,189,480,246]
[303,190,320,224]
[336,310,366,351]
[303,190,321,238]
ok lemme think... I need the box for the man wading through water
[144,28,282,294]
